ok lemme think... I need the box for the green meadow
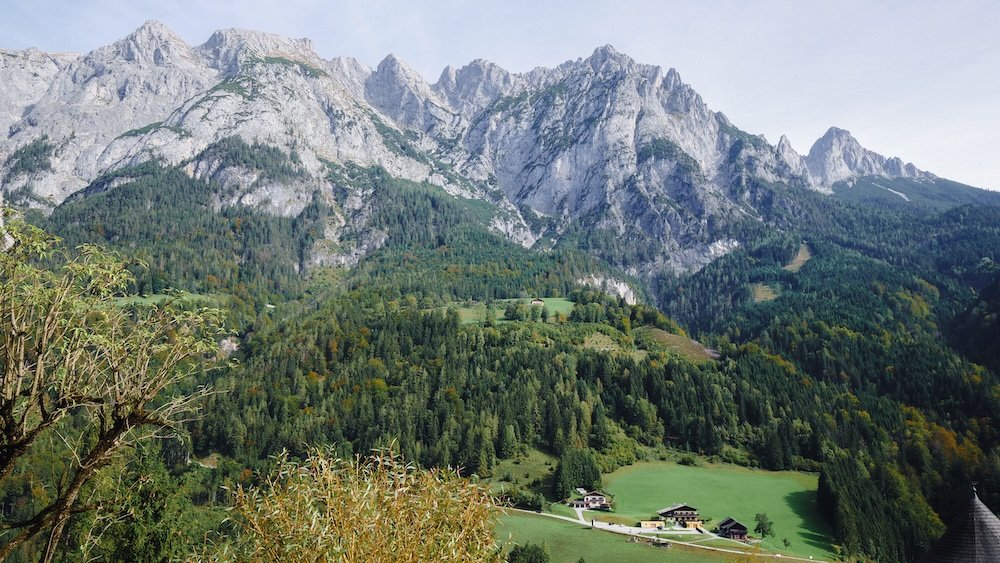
[601,461,836,560]
[497,512,729,563]
[449,297,576,325]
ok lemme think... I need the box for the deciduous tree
[0,214,225,561]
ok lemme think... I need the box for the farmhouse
[530,298,545,306]
[568,491,611,510]
[657,504,702,528]
[717,517,749,541]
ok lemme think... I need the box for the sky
[3,0,998,190]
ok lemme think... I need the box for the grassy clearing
[583,332,619,353]
[582,330,649,362]
[783,243,813,273]
[636,327,717,363]
[488,449,557,492]
[116,292,221,307]
[447,298,576,325]
[196,452,222,469]
[750,283,778,303]
[497,512,729,562]
[601,461,836,560]
[533,297,575,317]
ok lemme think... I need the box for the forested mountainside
[3,22,1000,562]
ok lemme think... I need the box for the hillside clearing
[488,449,557,492]
[636,327,717,363]
[447,297,576,325]
[783,243,813,272]
[751,283,778,302]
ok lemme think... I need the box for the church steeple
[919,485,1000,562]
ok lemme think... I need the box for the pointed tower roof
[919,488,1000,562]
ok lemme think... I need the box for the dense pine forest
[3,150,999,561]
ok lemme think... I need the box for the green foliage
[370,114,430,163]
[207,79,250,98]
[42,161,322,327]
[3,136,55,181]
[553,449,602,500]
[72,443,227,562]
[832,175,1000,210]
[655,187,1000,559]
[258,56,327,78]
[636,138,702,178]
[754,512,773,538]
[118,122,191,139]
[119,121,163,137]
[16,138,1000,561]
[197,136,304,182]
[951,270,1000,374]
[0,216,226,560]
[508,542,549,563]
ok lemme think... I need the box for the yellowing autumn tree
[208,447,502,562]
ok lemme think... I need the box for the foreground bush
[207,448,501,562]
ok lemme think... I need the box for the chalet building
[918,488,1000,562]
[530,298,545,306]
[657,503,701,526]
[568,491,611,510]
[717,517,749,541]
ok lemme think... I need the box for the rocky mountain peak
[366,53,452,131]
[373,53,423,83]
[805,126,927,186]
[586,44,635,71]
[112,20,192,66]
[199,28,319,75]
[434,58,519,115]
[326,56,371,96]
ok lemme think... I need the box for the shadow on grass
[783,490,836,552]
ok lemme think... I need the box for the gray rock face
[0,48,77,140]
[0,23,942,277]
[366,54,456,135]
[805,127,930,187]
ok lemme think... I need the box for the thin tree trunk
[0,414,133,560]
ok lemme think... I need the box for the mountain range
[2,20,997,279]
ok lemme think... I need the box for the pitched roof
[919,491,1000,563]
[719,517,747,530]
[657,503,698,514]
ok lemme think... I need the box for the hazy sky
[3,0,998,190]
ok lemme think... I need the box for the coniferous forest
[3,152,999,561]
